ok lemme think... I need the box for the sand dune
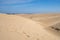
[16,14,60,26]
[0,14,60,40]
[16,14,60,36]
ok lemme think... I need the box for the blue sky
[0,0,60,13]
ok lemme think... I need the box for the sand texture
[0,14,60,40]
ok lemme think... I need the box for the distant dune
[0,14,60,40]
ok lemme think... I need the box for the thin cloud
[0,0,34,4]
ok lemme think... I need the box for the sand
[16,14,60,26]
[0,14,60,40]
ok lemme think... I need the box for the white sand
[0,14,60,40]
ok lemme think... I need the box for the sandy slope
[0,14,60,40]
[16,14,60,26]
[16,14,60,36]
